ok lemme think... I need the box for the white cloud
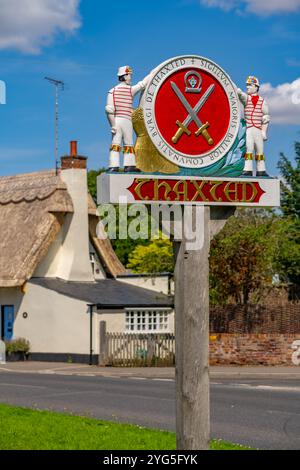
[200,0,300,16]
[260,79,300,124]
[0,0,81,54]
[247,0,300,15]
[201,0,239,11]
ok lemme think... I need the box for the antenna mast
[45,77,65,173]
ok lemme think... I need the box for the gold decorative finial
[132,108,179,174]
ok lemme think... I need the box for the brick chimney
[61,141,87,170]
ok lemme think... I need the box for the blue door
[3,306,14,341]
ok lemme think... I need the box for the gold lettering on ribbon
[209,181,223,202]
[191,181,208,202]
[224,182,239,202]
[134,179,151,200]
[133,178,260,204]
[241,182,258,203]
[173,180,188,201]
[154,179,172,201]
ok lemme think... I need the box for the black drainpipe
[87,304,94,365]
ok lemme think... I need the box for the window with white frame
[125,309,171,333]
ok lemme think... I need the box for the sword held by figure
[171,82,215,145]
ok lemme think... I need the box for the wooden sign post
[174,206,235,449]
[174,206,210,449]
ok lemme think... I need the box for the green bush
[5,338,30,355]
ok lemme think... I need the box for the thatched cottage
[0,142,173,363]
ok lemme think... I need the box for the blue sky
[0,0,300,176]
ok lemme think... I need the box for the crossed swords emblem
[171,81,215,145]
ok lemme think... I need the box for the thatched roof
[0,170,125,287]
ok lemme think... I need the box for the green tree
[87,168,106,201]
[89,168,150,265]
[278,142,300,219]
[113,236,150,267]
[127,238,174,274]
[210,142,300,304]
[274,218,300,286]
[110,204,151,266]
[277,141,300,288]
[210,209,283,304]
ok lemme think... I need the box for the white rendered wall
[117,275,174,295]
[97,308,174,335]
[34,169,94,282]
[97,310,126,332]
[1,283,95,354]
[0,283,174,356]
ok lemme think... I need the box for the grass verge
[0,404,251,450]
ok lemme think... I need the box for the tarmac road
[0,367,300,450]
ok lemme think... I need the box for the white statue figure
[105,65,151,172]
[237,76,270,177]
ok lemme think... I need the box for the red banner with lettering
[127,178,265,203]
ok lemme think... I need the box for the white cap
[117,65,133,77]
[246,76,260,87]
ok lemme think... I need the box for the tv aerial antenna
[44,77,65,173]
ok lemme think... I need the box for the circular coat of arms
[143,55,240,169]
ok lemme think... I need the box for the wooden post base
[174,206,235,450]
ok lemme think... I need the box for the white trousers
[244,127,266,173]
[109,117,136,168]
[246,127,264,154]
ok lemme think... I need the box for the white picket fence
[103,332,175,367]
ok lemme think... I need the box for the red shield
[154,67,230,157]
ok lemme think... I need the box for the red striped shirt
[113,85,133,119]
[244,95,264,129]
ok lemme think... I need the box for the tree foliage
[88,168,150,266]
[112,235,150,268]
[109,204,152,267]
[277,140,300,287]
[210,209,289,304]
[210,139,300,303]
[127,238,174,274]
[273,218,300,286]
[87,168,106,201]
[278,142,300,219]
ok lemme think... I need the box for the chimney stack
[70,140,78,157]
[56,139,94,281]
[61,140,87,170]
